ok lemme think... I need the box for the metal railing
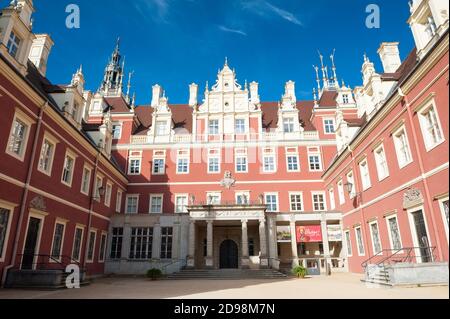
[14,254,83,272]
[160,258,187,275]
[361,246,437,270]
[189,200,265,207]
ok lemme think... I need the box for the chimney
[377,42,401,73]
[151,84,162,107]
[285,80,296,103]
[28,34,54,77]
[189,83,198,107]
[250,81,260,104]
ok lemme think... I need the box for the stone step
[167,269,287,280]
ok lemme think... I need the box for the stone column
[321,213,331,275]
[121,223,132,260]
[267,216,279,270]
[259,218,268,268]
[205,220,214,268]
[290,220,299,267]
[172,221,180,260]
[241,219,250,269]
[186,220,196,268]
[151,223,161,260]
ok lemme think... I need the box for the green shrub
[146,268,163,280]
[292,266,307,278]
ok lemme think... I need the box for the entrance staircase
[167,269,287,280]
[362,264,391,286]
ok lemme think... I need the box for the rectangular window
[207,193,221,205]
[156,121,168,136]
[359,159,371,190]
[209,119,219,135]
[80,166,91,195]
[287,155,299,172]
[94,175,103,202]
[324,119,335,134]
[369,222,382,255]
[283,118,295,133]
[354,226,365,256]
[387,216,402,250]
[51,223,65,260]
[312,193,326,211]
[374,144,389,180]
[393,126,412,168]
[87,230,96,262]
[110,227,123,259]
[236,192,250,205]
[308,154,322,171]
[72,227,84,262]
[208,157,220,173]
[61,152,76,186]
[104,183,112,207]
[345,231,352,256]
[0,208,11,260]
[150,195,163,214]
[328,188,336,210]
[126,195,139,214]
[337,180,345,204]
[116,191,122,213]
[176,158,189,174]
[346,171,356,199]
[7,31,21,58]
[235,119,246,134]
[7,117,29,160]
[38,138,55,175]
[112,124,122,140]
[265,194,278,212]
[439,198,449,243]
[152,158,165,174]
[342,94,349,104]
[175,195,188,213]
[290,193,303,212]
[99,233,107,262]
[128,158,141,175]
[129,227,153,259]
[236,156,248,173]
[263,156,276,172]
[418,103,444,150]
[160,227,173,259]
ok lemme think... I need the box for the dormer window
[342,94,349,104]
[7,31,21,59]
[72,103,79,121]
[283,118,295,133]
[425,16,437,38]
[156,121,167,136]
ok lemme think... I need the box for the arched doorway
[219,239,239,269]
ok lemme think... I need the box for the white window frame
[152,150,166,175]
[174,194,189,213]
[80,165,92,196]
[116,190,123,213]
[344,230,352,257]
[128,157,141,175]
[289,192,304,212]
[328,188,336,210]
[354,226,365,256]
[37,133,58,176]
[71,225,85,263]
[206,192,221,205]
[406,205,432,263]
[61,150,77,187]
[156,120,168,136]
[125,194,139,214]
[112,123,123,140]
[86,229,97,263]
[50,220,67,262]
[235,191,250,205]
[312,191,327,211]
[93,175,103,202]
[438,196,449,244]
[337,180,345,205]
[0,202,15,263]
[6,109,34,162]
[374,143,390,181]
[392,125,413,169]
[264,193,279,212]
[359,158,372,191]
[208,119,220,135]
[104,182,112,207]
[235,118,247,134]
[149,194,164,214]
[283,117,295,133]
[417,100,445,151]
[369,220,382,255]
[176,150,190,174]
[385,214,403,251]
[98,232,108,263]
[235,148,248,173]
[262,148,276,173]
[323,118,335,134]
[346,171,356,199]
[308,148,323,172]
[286,153,300,172]
[6,30,21,59]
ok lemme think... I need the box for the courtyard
[0,273,447,299]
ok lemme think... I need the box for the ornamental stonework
[403,188,423,209]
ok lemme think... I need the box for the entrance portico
[186,204,271,270]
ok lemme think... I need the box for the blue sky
[6,0,414,104]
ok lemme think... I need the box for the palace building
[0,0,448,286]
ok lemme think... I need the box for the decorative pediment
[403,188,423,209]
[220,171,236,189]
[30,195,47,211]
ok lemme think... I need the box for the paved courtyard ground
[0,273,448,299]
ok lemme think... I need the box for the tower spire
[99,38,125,97]
[318,50,329,89]
[313,65,321,94]
[330,49,339,88]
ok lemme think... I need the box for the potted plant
[146,268,163,281]
[292,266,307,279]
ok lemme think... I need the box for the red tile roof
[318,90,338,107]
[105,96,132,113]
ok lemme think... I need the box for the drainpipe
[398,87,443,261]
[82,148,101,274]
[1,102,48,287]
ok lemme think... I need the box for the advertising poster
[296,225,323,243]
[276,226,291,242]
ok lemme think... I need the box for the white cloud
[242,0,303,26]
[133,0,170,23]
[218,25,248,36]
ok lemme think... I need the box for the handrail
[160,258,186,274]
[15,254,84,272]
[361,246,437,270]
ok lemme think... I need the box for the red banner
[296,225,322,243]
